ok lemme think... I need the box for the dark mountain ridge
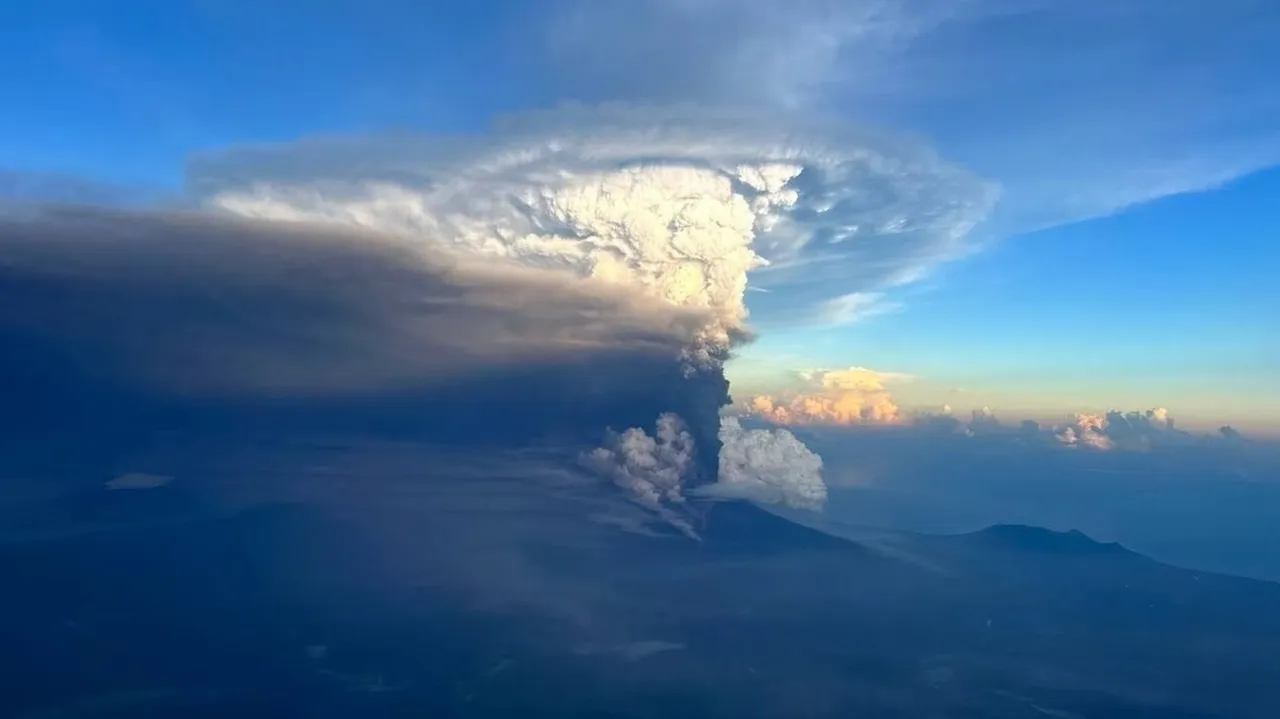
[4,474,1280,718]
[958,523,1135,556]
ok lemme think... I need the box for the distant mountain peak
[967,524,1133,556]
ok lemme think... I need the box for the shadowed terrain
[2,439,1278,719]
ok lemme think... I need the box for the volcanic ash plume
[200,136,802,367]
[700,417,827,511]
[194,106,992,364]
[193,105,992,529]
[582,413,700,538]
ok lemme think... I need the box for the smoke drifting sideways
[0,208,716,453]
[0,205,806,533]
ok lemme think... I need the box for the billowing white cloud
[1056,414,1116,451]
[701,416,828,511]
[902,405,1210,451]
[586,411,831,531]
[191,105,994,343]
[1055,408,1190,451]
[907,405,1196,450]
[1100,408,1184,450]
[746,366,906,426]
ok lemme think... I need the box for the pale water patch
[104,472,173,490]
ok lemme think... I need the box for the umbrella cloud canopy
[192,105,996,346]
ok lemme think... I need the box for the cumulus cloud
[1056,414,1115,451]
[746,367,905,426]
[1098,408,1187,450]
[901,405,1210,452]
[905,405,1200,451]
[190,104,994,341]
[1050,408,1194,451]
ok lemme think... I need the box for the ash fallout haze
[2,1,1280,717]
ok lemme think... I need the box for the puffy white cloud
[1056,414,1116,451]
[902,405,1236,452]
[967,406,1000,433]
[1102,408,1184,450]
[746,366,906,426]
[191,104,994,349]
[700,416,828,511]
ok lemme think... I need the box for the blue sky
[4,0,1278,432]
[740,166,1280,430]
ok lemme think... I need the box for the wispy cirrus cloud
[811,292,901,326]
[540,0,1280,233]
